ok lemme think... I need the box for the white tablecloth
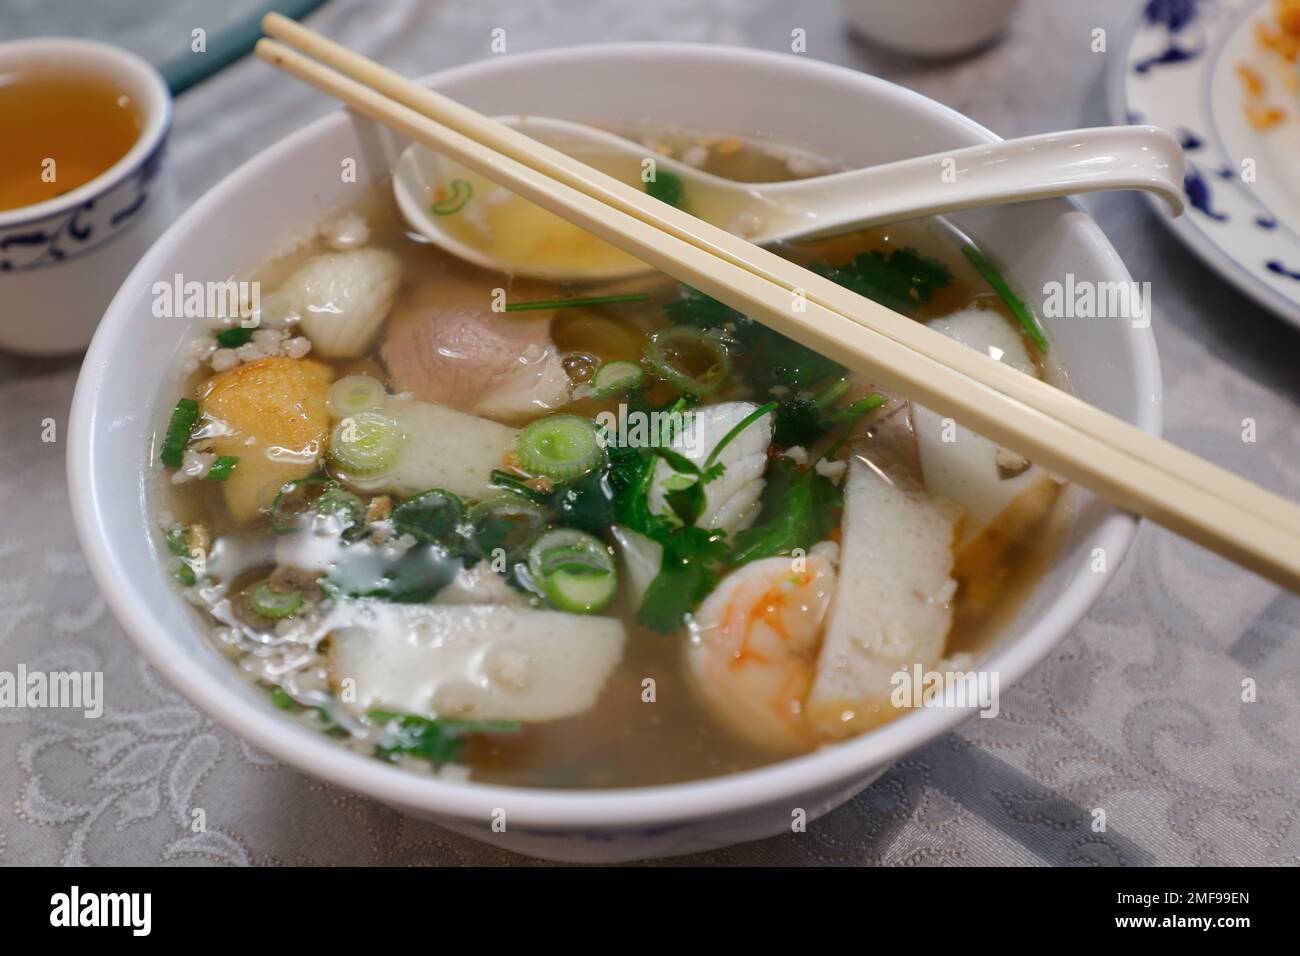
[1,0,1296,865]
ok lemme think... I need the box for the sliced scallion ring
[643,326,731,395]
[327,375,387,417]
[391,489,464,546]
[269,475,334,532]
[527,528,617,613]
[468,495,549,562]
[312,485,366,535]
[515,414,604,481]
[592,360,645,397]
[329,411,403,477]
[248,583,304,619]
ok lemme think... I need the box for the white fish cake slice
[913,307,1052,548]
[806,459,963,738]
[350,395,517,500]
[328,602,626,722]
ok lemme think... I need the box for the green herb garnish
[504,292,649,312]
[206,455,239,481]
[961,243,1048,352]
[215,326,255,348]
[635,526,729,633]
[368,710,520,764]
[812,246,953,316]
[730,456,844,566]
[271,687,295,710]
[391,489,465,547]
[431,178,473,215]
[645,170,686,209]
[160,397,200,468]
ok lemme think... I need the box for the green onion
[592,360,646,397]
[329,411,404,477]
[468,495,549,561]
[503,292,650,313]
[810,376,851,409]
[160,397,200,468]
[206,455,239,481]
[488,469,546,501]
[515,414,604,481]
[248,583,304,619]
[643,326,731,395]
[527,528,617,613]
[313,485,366,535]
[961,243,1048,352]
[703,400,778,473]
[327,374,386,418]
[391,489,464,546]
[827,392,887,423]
[216,326,255,348]
[431,178,472,215]
[271,686,295,710]
[163,525,188,557]
[825,392,886,457]
[165,525,201,586]
[645,170,686,209]
[268,475,334,532]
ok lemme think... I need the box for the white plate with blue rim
[1109,0,1300,329]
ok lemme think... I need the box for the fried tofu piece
[200,357,333,521]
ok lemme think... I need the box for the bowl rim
[0,37,172,230]
[69,41,1161,830]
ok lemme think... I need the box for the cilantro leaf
[663,285,844,392]
[731,457,843,565]
[635,526,730,633]
[812,246,952,316]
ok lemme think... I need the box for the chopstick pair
[255,14,1300,593]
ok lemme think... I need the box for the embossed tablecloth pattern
[1,0,1296,866]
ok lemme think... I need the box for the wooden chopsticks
[255,16,1300,593]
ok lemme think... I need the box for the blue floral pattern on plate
[1110,0,1300,329]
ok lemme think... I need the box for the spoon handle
[759,126,1185,238]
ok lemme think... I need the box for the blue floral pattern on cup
[0,137,168,273]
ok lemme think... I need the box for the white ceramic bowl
[69,43,1161,862]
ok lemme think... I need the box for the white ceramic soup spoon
[393,115,1184,282]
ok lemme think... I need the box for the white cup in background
[841,0,1022,58]
[0,38,176,355]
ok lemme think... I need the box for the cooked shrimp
[685,552,836,752]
